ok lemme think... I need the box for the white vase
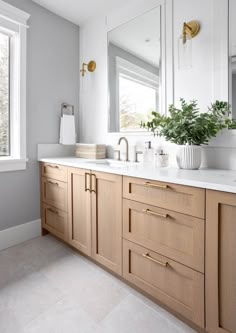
[176,145,202,170]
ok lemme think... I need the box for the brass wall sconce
[80,60,96,77]
[182,20,200,44]
[178,20,200,70]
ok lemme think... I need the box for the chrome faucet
[117,137,129,161]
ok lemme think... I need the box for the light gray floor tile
[25,298,101,333]
[100,294,196,333]
[0,308,25,333]
[0,236,197,333]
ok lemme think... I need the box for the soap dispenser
[143,141,154,163]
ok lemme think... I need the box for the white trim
[0,0,30,26]
[0,2,30,170]
[0,158,28,172]
[116,56,159,88]
[0,219,41,251]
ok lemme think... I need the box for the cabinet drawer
[42,204,68,241]
[123,240,204,328]
[41,162,67,182]
[123,177,205,218]
[41,177,68,211]
[123,199,204,272]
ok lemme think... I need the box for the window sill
[0,158,28,172]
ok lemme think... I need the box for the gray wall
[0,0,80,231]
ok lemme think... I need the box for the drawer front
[123,177,205,219]
[41,162,68,182]
[41,177,68,211]
[42,204,68,241]
[123,199,204,272]
[123,240,205,328]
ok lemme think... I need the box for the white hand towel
[59,114,76,145]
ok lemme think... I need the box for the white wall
[79,0,236,169]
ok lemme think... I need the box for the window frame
[0,0,30,172]
[116,56,159,132]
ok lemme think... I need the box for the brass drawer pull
[47,207,59,215]
[85,173,90,192]
[91,174,97,193]
[47,180,59,186]
[47,165,59,169]
[142,209,168,219]
[143,253,168,267]
[144,182,168,189]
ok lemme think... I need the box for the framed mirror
[107,6,163,133]
[229,0,236,120]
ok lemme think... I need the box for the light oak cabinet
[206,190,236,333]
[68,168,122,275]
[123,199,205,273]
[40,163,68,242]
[91,171,122,275]
[40,162,236,333]
[123,176,205,219]
[68,168,92,256]
[123,240,205,327]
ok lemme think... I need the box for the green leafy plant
[141,99,234,145]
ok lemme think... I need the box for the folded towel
[59,114,76,145]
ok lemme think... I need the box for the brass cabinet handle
[47,207,59,215]
[144,182,168,189]
[142,209,168,219]
[85,172,90,192]
[47,180,59,186]
[143,253,168,267]
[47,165,59,169]
[91,174,97,193]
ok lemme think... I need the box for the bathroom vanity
[40,158,236,333]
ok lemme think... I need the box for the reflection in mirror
[108,7,161,132]
[229,0,236,120]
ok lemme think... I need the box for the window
[0,1,30,172]
[116,57,159,132]
[0,32,10,156]
[119,75,158,131]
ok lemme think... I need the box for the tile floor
[0,235,197,333]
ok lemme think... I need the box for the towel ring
[61,103,75,117]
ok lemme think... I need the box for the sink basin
[85,159,138,168]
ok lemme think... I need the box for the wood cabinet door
[68,168,92,256]
[41,177,68,211]
[42,203,68,242]
[206,190,236,333]
[123,199,205,273]
[91,171,122,275]
[123,176,205,219]
[123,240,205,328]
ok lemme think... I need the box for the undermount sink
[85,159,138,168]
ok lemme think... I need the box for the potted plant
[141,99,233,169]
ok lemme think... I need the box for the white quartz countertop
[39,157,236,194]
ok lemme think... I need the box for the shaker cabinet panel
[68,168,92,257]
[123,240,205,328]
[123,176,205,218]
[123,199,205,272]
[41,177,68,212]
[91,171,122,275]
[206,190,236,333]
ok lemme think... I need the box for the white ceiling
[32,0,129,25]
[109,7,161,67]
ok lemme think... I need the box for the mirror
[108,6,161,132]
[229,0,236,120]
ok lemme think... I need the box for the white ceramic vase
[176,145,202,170]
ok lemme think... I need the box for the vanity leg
[41,227,49,236]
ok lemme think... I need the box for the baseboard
[0,219,41,251]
